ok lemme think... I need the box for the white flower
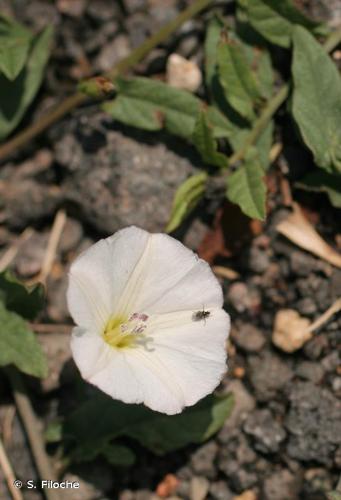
[67,226,230,415]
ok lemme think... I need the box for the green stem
[227,26,341,168]
[5,367,60,500]
[0,0,213,163]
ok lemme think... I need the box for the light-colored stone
[233,491,257,500]
[272,309,312,353]
[166,53,202,92]
[189,476,209,500]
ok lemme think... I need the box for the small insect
[192,308,211,324]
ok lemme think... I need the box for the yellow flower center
[102,312,149,349]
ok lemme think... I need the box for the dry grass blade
[212,265,240,280]
[277,203,341,268]
[0,228,34,272]
[32,209,67,286]
[0,435,24,500]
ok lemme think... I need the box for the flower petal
[127,233,223,314]
[67,226,149,331]
[71,309,230,415]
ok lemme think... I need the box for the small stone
[166,53,202,92]
[248,246,271,273]
[272,309,312,353]
[227,283,261,314]
[296,297,317,316]
[244,409,286,454]
[57,0,86,17]
[58,218,83,253]
[248,352,293,402]
[218,381,256,439]
[295,361,325,384]
[189,476,209,500]
[209,480,234,500]
[190,441,218,479]
[290,251,317,276]
[262,469,301,500]
[232,323,266,353]
[95,35,131,72]
[15,231,48,277]
[233,491,257,500]
[303,334,328,360]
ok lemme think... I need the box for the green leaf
[296,170,341,208]
[103,77,236,140]
[327,493,341,500]
[0,25,53,140]
[226,150,266,219]
[230,120,274,171]
[292,26,341,174]
[204,16,224,95]
[239,0,326,48]
[217,37,261,121]
[241,41,273,100]
[192,111,228,168]
[165,172,208,233]
[101,444,136,466]
[0,270,44,320]
[0,301,48,378]
[64,392,234,462]
[0,15,32,80]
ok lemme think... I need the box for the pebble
[190,441,218,479]
[262,469,301,500]
[272,309,312,353]
[296,297,317,316]
[227,282,261,315]
[209,480,234,500]
[218,380,256,439]
[166,53,202,92]
[248,246,271,274]
[15,231,48,277]
[232,323,266,353]
[248,352,293,402]
[95,34,131,72]
[295,361,325,384]
[244,409,286,454]
[290,251,317,276]
[58,218,83,253]
[233,491,257,500]
[189,476,209,500]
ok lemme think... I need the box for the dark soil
[0,1,340,499]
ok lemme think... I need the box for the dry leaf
[166,53,202,92]
[277,203,341,268]
[272,309,312,353]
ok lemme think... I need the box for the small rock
[233,491,257,500]
[227,283,261,315]
[295,361,325,384]
[244,409,286,454]
[248,352,293,402]
[262,469,301,500]
[209,481,234,500]
[272,309,312,353]
[303,334,328,360]
[286,382,341,465]
[296,297,317,316]
[38,333,71,392]
[232,323,266,353]
[58,218,83,254]
[302,468,334,498]
[57,0,86,17]
[190,441,218,479]
[218,380,256,438]
[290,251,317,276]
[95,35,131,72]
[189,476,209,500]
[166,53,202,92]
[248,246,271,273]
[15,231,48,278]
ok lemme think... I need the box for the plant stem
[227,26,341,167]
[0,435,24,500]
[5,367,61,500]
[0,0,213,163]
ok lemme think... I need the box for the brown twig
[34,209,67,286]
[2,406,16,447]
[0,0,213,162]
[0,435,23,500]
[306,297,341,334]
[29,323,72,334]
[5,367,60,500]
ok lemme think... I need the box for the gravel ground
[0,1,340,499]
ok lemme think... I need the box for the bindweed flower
[67,226,230,415]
